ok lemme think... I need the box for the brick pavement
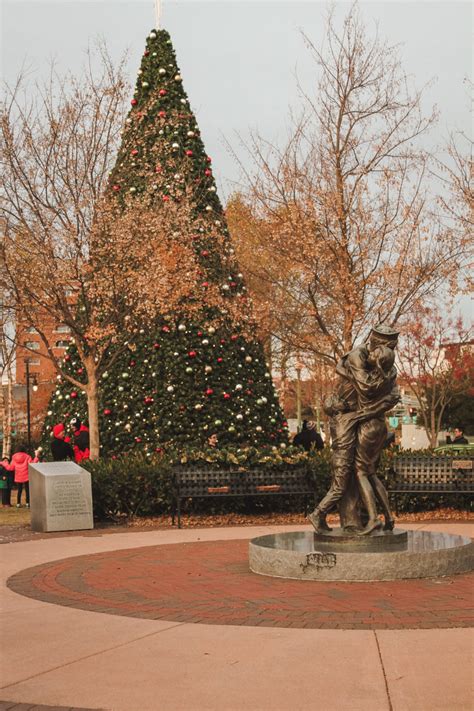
[7,539,473,630]
[0,702,102,710]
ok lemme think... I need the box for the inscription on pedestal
[29,462,93,532]
[301,552,337,573]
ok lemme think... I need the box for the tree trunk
[84,363,100,460]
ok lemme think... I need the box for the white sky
[2,1,472,193]
[2,1,472,320]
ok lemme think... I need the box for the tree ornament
[121,372,129,379]
[166,385,174,393]
[195,403,203,410]
[103,408,112,415]
[188,351,197,358]
[70,392,78,399]
[174,74,182,81]
[142,82,149,88]
[159,67,166,74]
[245,356,252,363]
[223,392,231,399]
[178,324,186,331]
[186,367,193,374]
[159,89,167,96]
[131,99,138,106]
[205,365,212,373]
[217,357,223,363]
[206,388,214,396]
[214,419,222,426]
[256,426,263,432]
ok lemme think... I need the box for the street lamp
[24,359,38,449]
[295,358,303,432]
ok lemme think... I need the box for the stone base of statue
[249,529,474,581]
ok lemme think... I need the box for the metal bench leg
[177,496,182,529]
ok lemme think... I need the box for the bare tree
[397,307,473,447]
[0,287,15,457]
[229,4,469,363]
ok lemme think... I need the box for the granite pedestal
[29,462,93,532]
[249,529,474,581]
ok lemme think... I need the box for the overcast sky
[2,0,472,199]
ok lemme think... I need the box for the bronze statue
[308,324,400,536]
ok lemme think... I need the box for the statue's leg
[308,414,357,533]
[354,418,386,535]
[370,474,395,530]
[339,470,362,531]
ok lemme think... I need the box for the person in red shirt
[70,418,90,463]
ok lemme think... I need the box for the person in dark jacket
[293,420,324,452]
[446,427,469,445]
[51,423,74,461]
[70,418,90,463]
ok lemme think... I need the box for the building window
[25,341,40,350]
[55,340,70,349]
[64,288,74,297]
[28,359,41,366]
[55,324,71,333]
[25,326,38,334]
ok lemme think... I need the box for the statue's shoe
[384,518,395,531]
[308,511,332,533]
[358,518,383,536]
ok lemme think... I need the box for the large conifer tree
[43,29,288,455]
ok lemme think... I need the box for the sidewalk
[1,522,472,711]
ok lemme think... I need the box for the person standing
[70,418,90,463]
[10,447,40,508]
[0,457,14,507]
[293,421,324,452]
[446,427,469,445]
[51,424,74,461]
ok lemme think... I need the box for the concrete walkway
[0,522,472,711]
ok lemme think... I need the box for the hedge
[83,446,471,522]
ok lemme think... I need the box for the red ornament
[204,169,212,176]
[282,421,288,427]
[188,351,197,358]
[144,396,154,405]
[77,368,84,375]
[231,335,238,341]
[185,150,193,157]
[201,250,209,257]
[246,389,252,395]
[206,156,212,163]
[217,357,223,363]
[158,110,166,118]
[202,281,209,288]
[70,391,77,399]
[131,99,138,106]
[162,325,171,332]
[131,149,139,156]
[155,164,162,172]
[162,195,170,202]
[230,282,236,287]
[223,393,231,400]
[197,331,203,336]
[155,447,163,453]
[64,354,71,361]
[144,50,149,56]
[103,408,112,415]
[112,184,121,192]
[153,343,161,350]
[129,360,136,367]
[159,89,167,96]
[135,437,142,443]
[206,388,214,396]
[220,339,226,344]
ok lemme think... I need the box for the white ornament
[129,187,137,193]
[118,386,124,392]
[201,339,209,345]
[205,365,212,373]
[174,74,182,81]
[47,410,52,416]
[208,326,216,335]
[180,99,187,105]
[236,414,244,421]
[149,32,157,39]
[245,356,252,363]
[256,426,263,432]
[172,142,180,149]
[125,423,132,431]
[159,68,166,75]
[235,384,243,391]
[187,131,195,138]
[178,324,186,331]
[195,403,203,410]
[122,372,129,379]
[167,385,175,393]
[142,82,149,88]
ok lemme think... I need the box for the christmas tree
[42,29,288,455]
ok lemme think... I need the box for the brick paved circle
[7,539,474,629]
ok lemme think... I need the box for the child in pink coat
[9,448,40,508]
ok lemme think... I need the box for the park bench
[172,468,315,528]
[387,455,474,514]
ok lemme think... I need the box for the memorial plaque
[29,462,93,532]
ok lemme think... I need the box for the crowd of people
[0,417,90,508]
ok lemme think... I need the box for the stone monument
[29,462,93,532]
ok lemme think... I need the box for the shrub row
[83,446,471,522]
